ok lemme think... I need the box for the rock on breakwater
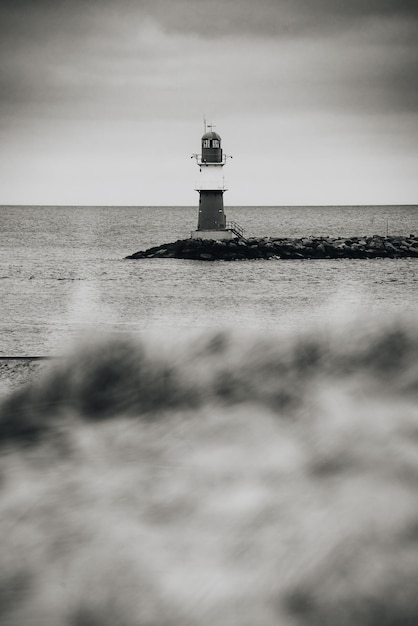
[126,235,418,261]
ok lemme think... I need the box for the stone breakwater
[126,235,418,261]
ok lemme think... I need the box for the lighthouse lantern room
[191,125,236,240]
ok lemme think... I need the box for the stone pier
[126,235,418,261]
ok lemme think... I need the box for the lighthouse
[191,125,238,241]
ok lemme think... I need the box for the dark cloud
[100,0,418,39]
[124,0,418,38]
[1,0,418,40]
[0,0,417,125]
[1,1,417,47]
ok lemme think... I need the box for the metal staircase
[226,220,246,241]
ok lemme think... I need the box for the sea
[1,205,417,356]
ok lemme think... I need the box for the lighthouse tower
[191,125,236,240]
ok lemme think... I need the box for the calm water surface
[1,205,417,355]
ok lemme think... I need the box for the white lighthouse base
[190,229,237,241]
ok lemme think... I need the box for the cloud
[1,0,417,125]
[2,1,418,50]
[0,0,416,204]
[1,12,417,123]
[70,0,418,39]
[93,0,418,39]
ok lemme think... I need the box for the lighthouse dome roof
[202,131,221,141]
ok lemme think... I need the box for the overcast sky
[1,0,417,205]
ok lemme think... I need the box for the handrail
[226,220,245,239]
[191,154,232,166]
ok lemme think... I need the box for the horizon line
[1,203,417,209]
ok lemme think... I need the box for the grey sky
[1,0,417,204]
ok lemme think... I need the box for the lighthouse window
[212,140,220,148]
[202,139,210,148]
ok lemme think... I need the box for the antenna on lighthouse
[203,115,207,134]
